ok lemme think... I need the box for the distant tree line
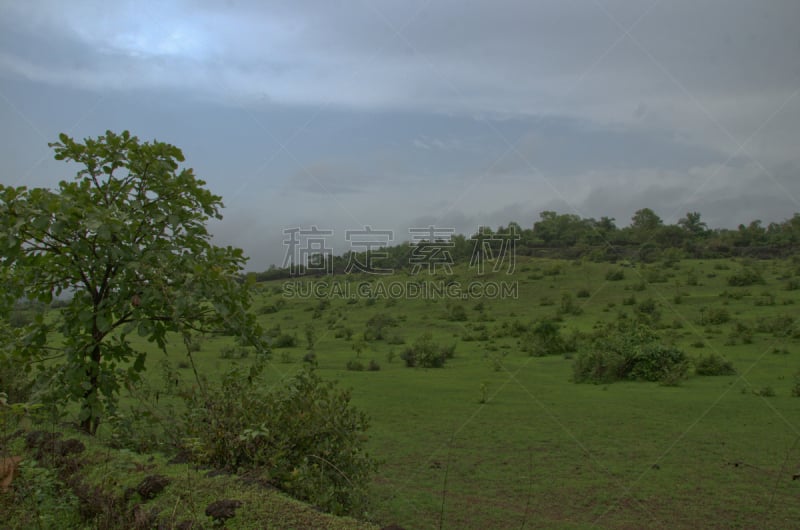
[256,209,800,280]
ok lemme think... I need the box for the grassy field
[90,256,800,527]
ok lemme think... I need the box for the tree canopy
[0,130,266,434]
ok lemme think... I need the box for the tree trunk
[80,335,103,435]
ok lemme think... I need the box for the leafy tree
[0,131,266,434]
[678,211,707,236]
[628,208,663,244]
[533,211,590,247]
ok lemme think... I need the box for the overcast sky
[1,1,799,270]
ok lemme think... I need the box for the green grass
[15,256,800,528]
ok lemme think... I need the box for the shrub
[695,354,736,376]
[727,268,764,287]
[558,292,583,316]
[635,298,660,322]
[754,314,795,337]
[544,263,563,276]
[334,326,354,340]
[726,321,754,345]
[401,333,452,368]
[273,333,298,348]
[754,386,775,397]
[364,313,398,341]
[303,352,317,364]
[629,344,689,383]
[346,359,365,371]
[446,303,468,322]
[181,363,377,515]
[572,350,629,384]
[440,342,457,359]
[605,269,625,281]
[791,372,800,397]
[698,307,730,326]
[573,320,687,385]
[368,360,381,371]
[523,320,568,357]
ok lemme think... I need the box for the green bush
[334,326,354,340]
[698,307,730,326]
[727,268,764,287]
[572,350,628,384]
[446,303,468,322]
[273,333,298,348]
[754,386,775,397]
[754,314,795,337]
[695,354,736,376]
[181,363,377,515]
[629,344,688,382]
[573,320,686,385]
[791,372,800,397]
[558,293,583,316]
[523,320,569,357]
[726,321,754,345]
[346,359,365,371]
[364,313,398,341]
[605,269,625,281]
[401,333,453,368]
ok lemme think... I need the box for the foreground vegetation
[3,132,800,528]
[6,254,800,528]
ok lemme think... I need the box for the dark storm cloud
[1,1,798,268]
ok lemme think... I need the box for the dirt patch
[24,431,85,465]
[136,474,171,500]
[238,470,278,491]
[205,499,243,523]
[57,438,86,457]
[67,476,124,525]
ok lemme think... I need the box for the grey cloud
[2,1,799,271]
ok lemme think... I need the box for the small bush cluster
[445,302,468,322]
[698,307,730,326]
[346,359,364,371]
[695,354,736,376]
[181,363,377,515]
[521,320,574,357]
[573,321,688,385]
[726,321,754,345]
[273,333,298,348]
[791,372,800,397]
[727,268,764,287]
[401,333,456,368]
[754,314,795,337]
[363,313,398,341]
